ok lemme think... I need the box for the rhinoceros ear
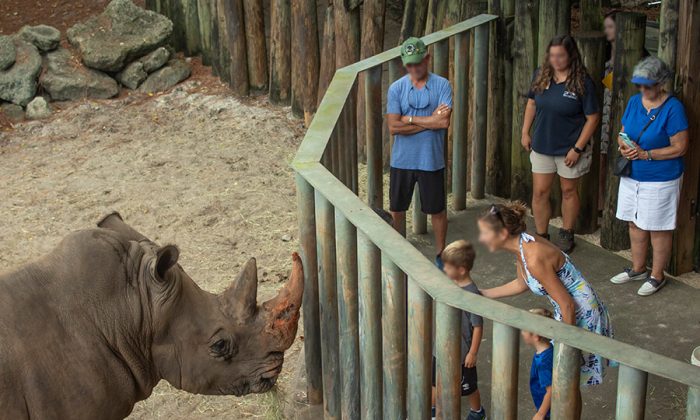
[222,258,258,321]
[154,245,179,281]
[97,212,149,242]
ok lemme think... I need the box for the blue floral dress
[519,233,614,386]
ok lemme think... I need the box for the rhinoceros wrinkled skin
[0,213,304,420]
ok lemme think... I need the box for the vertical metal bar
[491,322,519,420]
[551,342,582,419]
[434,301,461,419]
[335,212,360,420]
[412,189,427,234]
[365,65,383,209]
[407,277,432,419]
[452,30,468,210]
[615,364,647,420]
[296,175,323,405]
[358,232,383,419]
[381,253,407,420]
[315,192,340,419]
[471,23,489,199]
[687,347,700,420]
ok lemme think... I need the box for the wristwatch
[646,150,653,161]
[408,116,413,125]
[572,145,584,154]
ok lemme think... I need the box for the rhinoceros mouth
[217,358,284,396]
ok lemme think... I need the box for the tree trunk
[270,0,292,104]
[510,0,538,203]
[291,0,320,122]
[243,0,268,91]
[601,12,646,250]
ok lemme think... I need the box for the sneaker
[467,407,487,420]
[431,406,436,420]
[610,268,648,284]
[555,228,575,253]
[637,277,666,296]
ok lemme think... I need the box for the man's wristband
[572,145,584,154]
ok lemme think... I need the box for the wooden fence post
[318,4,336,105]
[381,255,407,420]
[576,32,605,234]
[291,0,320,122]
[537,0,570,59]
[434,302,461,419]
[580,0,603,31]
[269,0,291,105]
[221,0,249,96]
[182,0,201,56]
[616,365,648,420]
[551,343,581,419]
[452,31,469,210]
[196,0,213,65]
[406,277,432,419]
[242,0,267,91]
[510,0,538,203]
[658,0,680,75]
[491,322,519,419]
[672,0,700,274]
[601,12,646,251]
[471,23,489,199]
[215,0,231,84]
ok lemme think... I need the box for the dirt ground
[0,75,308,418]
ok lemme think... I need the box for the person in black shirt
[521,35,601,253]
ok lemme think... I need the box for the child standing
[432,240,486,420]
[522,308,555,420]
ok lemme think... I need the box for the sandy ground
[0,79,308,419]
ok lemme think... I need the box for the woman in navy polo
[521,35,601,253]
[610,57,689,296]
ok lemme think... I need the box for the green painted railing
[292,14,700,420]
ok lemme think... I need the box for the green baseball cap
[400,37,427,65]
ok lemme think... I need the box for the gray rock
[25,96,51,119]
[140,46,170,73]
[41,48,119,101]
[1,103,24,122]
[138,59,191,94]
[0,35,15,71]
[67,0,173,72]
[0,39,42,106]
[116,61,147,89]
[19,25,61,52]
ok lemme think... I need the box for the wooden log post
[168,0,186,53]
[434,302,461,419]
[207,0,221,75]
[243,0,268,91]
[551,343,582,419]
[537,0,570,60]
[222,0,249,96]
[689,347,700,420]
[269,0,292,105]
[295,175,323,405]
[601,12,646,251]
[365,65,383,209]
[401,0,429,41]
[318,4,336,105]
[215,0,232,84]
[615,365,648,420]
[452,31,469,210]
[510,0,538,203]
[291,0,320,122]
[182,0,201,57]
[658,0,680,75]
[196,0,214,65]
[471,23,489,199]
[672,0,700,274]
[491,322,519,420]
[406,277,432,419]
[576,32,605,234]
[580,0,603,32]
[381,255,407,420]
[443,0,461,194]
[358,0,387,163]
[486,0,514,198]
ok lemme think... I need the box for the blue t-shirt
[528,73,599,156]
[530,345,553,419]
[621,94,689,182]
[387,73,453,171]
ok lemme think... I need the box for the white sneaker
[610,268,648,284]
[637,277,666,296]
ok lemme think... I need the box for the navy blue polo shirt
[528,74,599,156]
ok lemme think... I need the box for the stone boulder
[41,48,119,101]
[116,61,147,89]
[1,103,24,122]
[0,39,42,106]
[26,96,52,119]
[140,46,170,73]
[19,25,61,52]
[138,59,191,94]
[67,0,173,72]
[0,35,15,71]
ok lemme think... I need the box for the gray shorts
[530,146,592,179]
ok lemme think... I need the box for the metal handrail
[292,12,700,414]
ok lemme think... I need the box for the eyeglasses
[489,204,505,225]
[407,88,430,110]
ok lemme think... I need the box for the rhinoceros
[0,212,303,419]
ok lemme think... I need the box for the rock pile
[0,0,192,122]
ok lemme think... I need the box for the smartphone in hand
[619,132,636,149]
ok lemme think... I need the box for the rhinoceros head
[97,213,303,397]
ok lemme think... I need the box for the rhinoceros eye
[210,338,237,360]
[211,339,227,354]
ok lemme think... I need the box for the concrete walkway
[411,205,700,420]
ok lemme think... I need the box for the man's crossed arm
[387,103,452,135]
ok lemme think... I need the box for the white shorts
[530,147,592,179]
[615,176,682,231]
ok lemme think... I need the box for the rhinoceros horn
[223,258,259,321]
[261,253,304,349]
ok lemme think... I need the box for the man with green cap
[387,37,453,267]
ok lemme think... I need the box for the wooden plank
[601,12,646,251]
[243,0,268,91]
[269,0,291,105]
[291,0,320,121]
[671,0,700,274]
[510,0,538,203]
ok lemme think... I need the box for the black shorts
[389,167,446,214]
[431,357,478,396]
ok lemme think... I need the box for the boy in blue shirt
[522,308,554,420]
